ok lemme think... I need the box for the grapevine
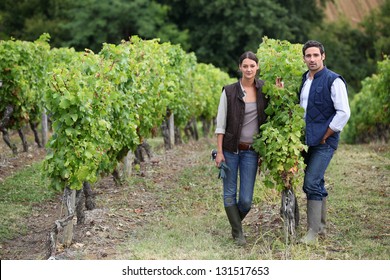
[343,56,390,143]
[0,34,50,123]
[42,36,231,191]
[253,37,307,191]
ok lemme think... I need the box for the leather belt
[238,142,254,151]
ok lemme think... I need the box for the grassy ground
[0,138,389,260]
[324,144,390,259]
[116,141,389,260]
[0,162,58,240]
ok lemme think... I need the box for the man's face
[303,47,325,73]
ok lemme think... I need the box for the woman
[215,51,280,245]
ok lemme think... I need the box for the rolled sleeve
[215,90,227,134]
[329,78,351,132]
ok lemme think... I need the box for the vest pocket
[314,86,324,104]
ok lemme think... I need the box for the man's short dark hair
[302,40,325,55]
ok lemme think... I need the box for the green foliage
[46,37,188,190]
[0,162,57,241]
[308,19,376,93]
[253,37,307,191]
[275,0,326,43]
[0,34,50,127]
[0,34,232,191]
[342,57,390,143]
[1,0,386,94]
[0,0,188,52]
[99,37,172,138]
[192,63,235,122]
[162,0,293,76]
[45,48,129,190]
[0,0,72,45]
[160,43,197,128]
[360,0,390,61]
[308,0,390,93]
[161,0,327,77]
[60,0,186,52]
[39,35,231,191]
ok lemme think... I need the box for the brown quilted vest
[222,79,268,152]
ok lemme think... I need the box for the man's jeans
[303,143,335,201]
[222,150,259,214]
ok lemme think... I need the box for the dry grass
[1,137,389,260]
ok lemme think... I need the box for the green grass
[117,141,390,260]
[324,144,390,259]
[1,140,389,260]
[0,162,58,241]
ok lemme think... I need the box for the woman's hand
[215,152,225,168]
[275,77,284,88]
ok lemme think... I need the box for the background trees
[1,0,388,93]
[0,0,188,51]
[0,0,329,77]
[309,0,390,94]
[158,0,328,77]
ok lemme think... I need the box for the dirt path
[1,133,389,260]
[0,137,218,260]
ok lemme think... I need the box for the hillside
[324,0,384,25]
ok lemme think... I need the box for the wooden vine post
[41,109,48,147]
[62,187,76,247]
[123,151,134,178]
[169,113,175,148]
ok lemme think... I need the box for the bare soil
[0,135,226,260]
[1,130,388,260]
[0,133,281,260]
[324,0,384,25]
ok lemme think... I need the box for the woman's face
[239,58,259,80]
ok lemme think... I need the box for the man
[298,40,351,244]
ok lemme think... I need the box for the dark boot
[300,200,322,244]
[225,205,246,246]
[239,209,249,221]
[319,198,326,237]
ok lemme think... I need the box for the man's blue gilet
[299,67,346,149]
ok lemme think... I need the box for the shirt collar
[239,81,247,101]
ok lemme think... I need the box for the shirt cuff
[215,128,225,134]
[329,123,341,133]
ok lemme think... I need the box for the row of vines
[2,33,387,196]
[342,56,390,143]
[0,34,234,192]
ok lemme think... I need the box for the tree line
[1,0,389,93]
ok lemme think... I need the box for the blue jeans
[303,143,335,201]
[222,150,259,214]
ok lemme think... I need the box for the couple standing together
[214,40,351,246]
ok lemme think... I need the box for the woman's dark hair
[302,40,325,55]
[239,51,258,65]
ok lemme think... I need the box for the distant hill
[323,0,384,25]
